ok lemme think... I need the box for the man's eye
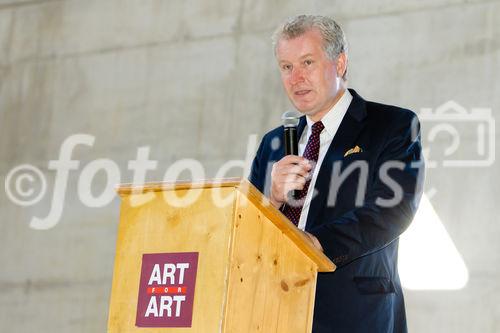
[304,59,313,65]
[282,64,292,71]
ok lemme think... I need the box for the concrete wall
[0,0,499,332]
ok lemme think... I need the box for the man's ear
[336,52,348,78]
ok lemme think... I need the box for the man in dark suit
[249,15,424,333]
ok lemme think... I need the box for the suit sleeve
[308,112,424,267]
[248,134,267,192]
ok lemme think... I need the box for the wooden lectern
[108,178,335,333]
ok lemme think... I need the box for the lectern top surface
[116,178,242,196]
[116,178,335,272]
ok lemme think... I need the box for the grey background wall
[0,0,499,332]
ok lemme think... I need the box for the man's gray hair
[272,15,348,79]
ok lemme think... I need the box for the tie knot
[311,121,324,135]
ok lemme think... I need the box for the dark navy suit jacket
[249,89,424,333]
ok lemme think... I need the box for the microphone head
[281,110,301,128]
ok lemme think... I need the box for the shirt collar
[305,89,353,136]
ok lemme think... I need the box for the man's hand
[269,155,312,208]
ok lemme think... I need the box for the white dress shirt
[297,89,353,230]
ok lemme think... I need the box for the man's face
[276,28,346,121]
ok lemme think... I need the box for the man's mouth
[294,90,312,96]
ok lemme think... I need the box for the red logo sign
[135,252,199,327]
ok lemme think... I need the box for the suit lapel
[297,116,307,140]
[306,89,368,228]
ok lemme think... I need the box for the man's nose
[290,67,305,85]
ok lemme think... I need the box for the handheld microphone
[281,110,300,155]
[281,111,301,200]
